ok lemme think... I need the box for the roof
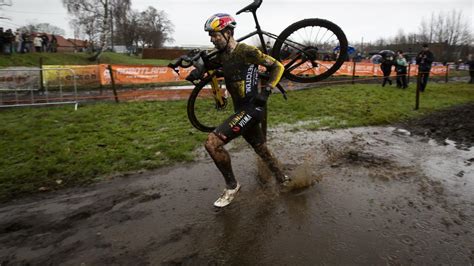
[67,39,87,48]
[40,34,87,48]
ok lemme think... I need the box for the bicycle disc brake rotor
[302,46,319,67]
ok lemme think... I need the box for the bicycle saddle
[236,0,263,15]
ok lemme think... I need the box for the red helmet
[204,13,236,32]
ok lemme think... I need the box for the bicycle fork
[208,70,227,110]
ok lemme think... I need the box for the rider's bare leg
[205,133,238,189]
[252,143,288,183]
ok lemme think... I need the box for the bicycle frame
[234,7,319,73]
[235,9,280,55]
[236,29,279,55]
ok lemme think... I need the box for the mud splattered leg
[253,143,287,183]
[205,133,237,189]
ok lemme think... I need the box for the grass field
[0,82,473,201]
[0,52,170,67]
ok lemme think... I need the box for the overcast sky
[1,0,472,47]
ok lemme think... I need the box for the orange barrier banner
[283,61,444,77]
[99,64,194,85]
[429,66,448,76]
[93,62,447,85]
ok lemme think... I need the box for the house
[55,35,88,52]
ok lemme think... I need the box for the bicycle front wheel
[187,77,234,132]
[271,18,348,83]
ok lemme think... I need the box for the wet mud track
[1,107,474,265]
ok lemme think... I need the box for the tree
[62,0,131,60]
[17,23,66,36]
[418,10,472,61]
[136,7,174,48]
[112,6,174,50]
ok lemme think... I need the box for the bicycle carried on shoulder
[168,0,348,132]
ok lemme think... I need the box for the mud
[1,107,474,265]
[400,102,474,150]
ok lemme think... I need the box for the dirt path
[1,108,473,265]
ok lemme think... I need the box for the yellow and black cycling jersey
[209,43,284,110]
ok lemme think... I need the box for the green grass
[270,82,474,129]
[0,52,170,67]
[0,82,473,201]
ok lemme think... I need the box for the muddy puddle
[0,126,473,265]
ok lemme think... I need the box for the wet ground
[1,105,473,265]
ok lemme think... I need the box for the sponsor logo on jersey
[245,64,257,94]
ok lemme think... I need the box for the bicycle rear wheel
[271,18,348,83]
[187,77,234,132]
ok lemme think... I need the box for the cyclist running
[202,13,291,207]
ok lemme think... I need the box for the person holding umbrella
[379,50,395,87]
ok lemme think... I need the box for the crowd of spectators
[0,27,58,55]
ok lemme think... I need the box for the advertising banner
[0,67,40,90]
[43,65,100,87]
[99,64,194,85]
[33,62,449,88]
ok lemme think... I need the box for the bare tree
[418,9,472,60]
[419,10,472,46]
[62,0,125,60]
[110,0,132,48]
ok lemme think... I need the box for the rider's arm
[244,45,284,88]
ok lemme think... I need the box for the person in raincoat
[395,50,408,88]
[380,51,394,87]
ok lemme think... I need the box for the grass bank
[0,52,170,67]
[0,82,473,201]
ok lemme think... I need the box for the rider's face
[209,31,228,50]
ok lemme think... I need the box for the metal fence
[0,67,78,109]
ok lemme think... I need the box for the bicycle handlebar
[167,49,202,70]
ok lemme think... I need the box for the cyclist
[202,13,291,207]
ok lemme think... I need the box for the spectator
[41,33,49,52]
[33,34,43,52]
[380,53,394,87]
[467,54,474,84]
[354,52,363,62]
[50,35,58,52]
[415,43,434,92]
[21,32,30,52]
[395,50,408,89]
[265,41,272,52]
[26,33,35,53]
[3,29,14,55]
[14,30,22,54]
[0,27,4,54]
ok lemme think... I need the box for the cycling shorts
[213,104,265,146]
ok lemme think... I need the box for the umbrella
[378,50,395,57]
[370,54,383,64]
[333,45,356,55]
